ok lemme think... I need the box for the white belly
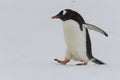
[63,20,89,62]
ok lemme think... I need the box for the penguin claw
[54,59,61,63]
[76,62,87,66]
[54,59,70,65]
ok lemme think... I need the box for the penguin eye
[63,10,67,15]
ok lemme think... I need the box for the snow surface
[0,0,120,80]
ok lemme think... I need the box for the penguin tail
[91,58,105,65]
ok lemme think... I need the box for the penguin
[52,9,108,65]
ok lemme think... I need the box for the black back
[86,29,93,59]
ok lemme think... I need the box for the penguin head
[52,9,85,23]
[52,9,77,21]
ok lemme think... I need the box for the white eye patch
[63,10,67,15]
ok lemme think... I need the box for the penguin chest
[63,20,89,61]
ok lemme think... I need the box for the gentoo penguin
[52,9,108,65]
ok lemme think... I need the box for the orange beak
[52,15,59,19]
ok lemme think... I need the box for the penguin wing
[83,23,108,37]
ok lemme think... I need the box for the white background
[0,0,120,80]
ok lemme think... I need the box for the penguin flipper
[83,23,108,37]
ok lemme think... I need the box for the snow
[0,0,120,80]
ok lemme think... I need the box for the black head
[52,9,85,24]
